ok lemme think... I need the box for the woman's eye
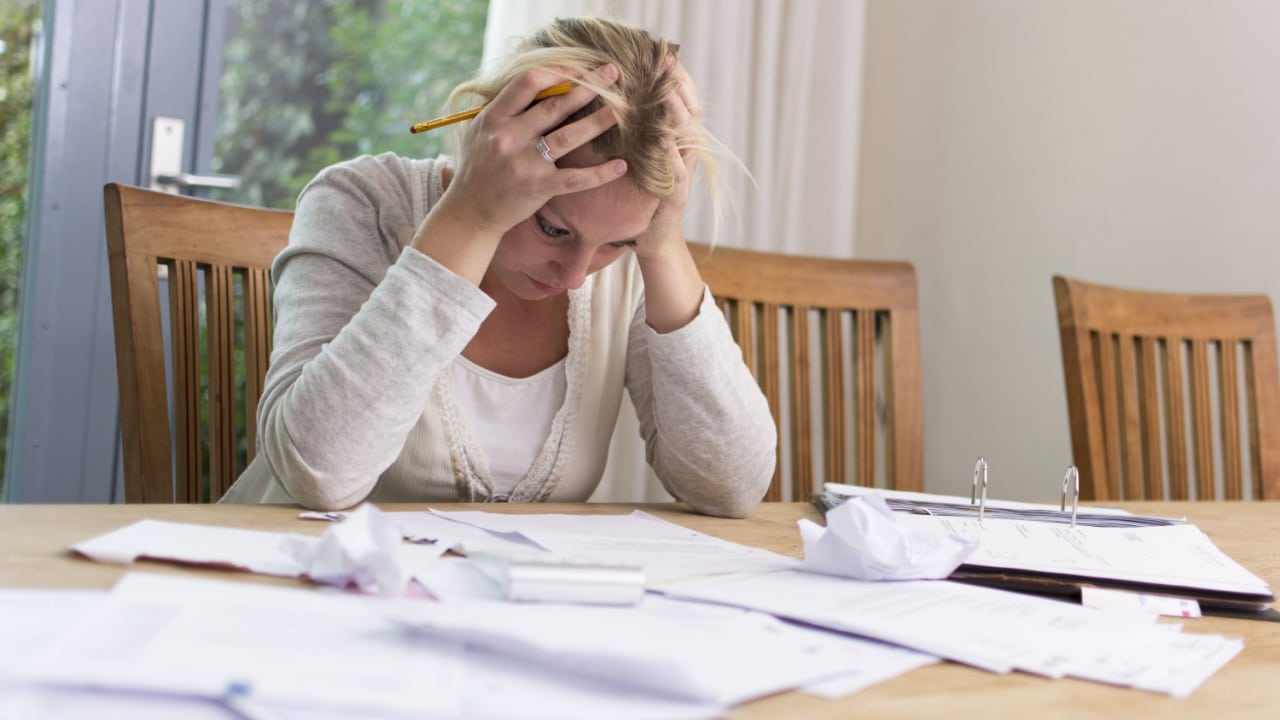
[607,240,637,250]
[535,214,569,239]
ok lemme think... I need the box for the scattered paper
[1081,586,1202,618]
[798,493,977,581]
[430,509,798,583]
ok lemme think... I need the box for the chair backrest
[688,242,924,500]
[1053,275,1280,501]
[103,183,293,503]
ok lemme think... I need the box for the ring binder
[972,457,989,523]
[1061,466,1080,528]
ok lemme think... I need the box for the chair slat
[885,308,923,489]
[1162,339,1190,499]
[735,301,754,376]
[170,259,202,504]
[1137,336,1163,499]
[1244,347,1260,499]
[760,303,783,496]
[243,267,273,463]
[1093,332,1123,500]
[1188,340,1215,499]
[207,264,237,501]
[1116,334,1144,500]
[856,309,876,487]
[790,306,814,495]
[824,309,846,486]
[1218,340,1243,499]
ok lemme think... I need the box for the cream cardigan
[222,153,775,518]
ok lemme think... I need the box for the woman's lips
[528,276,566,295]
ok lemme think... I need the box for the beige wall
[856,1,1280,500]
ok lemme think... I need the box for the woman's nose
[555,249,594,290]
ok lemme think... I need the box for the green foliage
[213,0,489,210]
[0,0,39,496]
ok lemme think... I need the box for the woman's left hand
[633,56,708,333]
[633,57,702,260]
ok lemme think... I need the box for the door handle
[153,171,241,190]
[149,116,241,193]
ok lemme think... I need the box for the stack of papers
[22,503,1260,715]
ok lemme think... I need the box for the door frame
[4,0,225,501]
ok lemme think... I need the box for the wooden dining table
[2,500,1277,719]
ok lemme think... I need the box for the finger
[669,60,702,120]
[527,63,619,127]
[664,93,698,169]
[542,105,619,161]
[546,158,628,196]
[667,132,694,187]
[485,69,573,118]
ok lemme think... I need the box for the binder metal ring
[1061,465,1080,528]
[972,457,989,523]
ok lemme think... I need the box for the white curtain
[483,0,867,501]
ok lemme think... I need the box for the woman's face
[488,147,659,301]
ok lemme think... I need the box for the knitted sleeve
[626,289,777,518]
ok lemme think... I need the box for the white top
[451,356,567,498]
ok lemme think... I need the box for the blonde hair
[448,16,723,205]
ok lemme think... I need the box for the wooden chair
[104,183,292,503]
[689,243,924,501]
[1053,275,1280,501]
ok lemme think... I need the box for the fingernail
[613,160,627,175]
[603,64,619,80]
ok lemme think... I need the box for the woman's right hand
[437,64,627,241]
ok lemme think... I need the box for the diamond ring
[536,136,554,163]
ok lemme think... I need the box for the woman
[223,17,775,518]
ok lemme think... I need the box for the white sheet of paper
[660,569,1159,677]
[69,518,449,591]
[387,511,548,553]
[1065,623,1244,698]
[1080,586,1202,618]
[22,572,464,717]
[0,589,105,672]
[798,494,977,580]
[71,519,310,576]
[386,592,934,706]
[895,514,1272,596]
[428,509,799,582]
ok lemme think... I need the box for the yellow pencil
[409,81,576,134]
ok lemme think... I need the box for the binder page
[895,515,1271,596]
